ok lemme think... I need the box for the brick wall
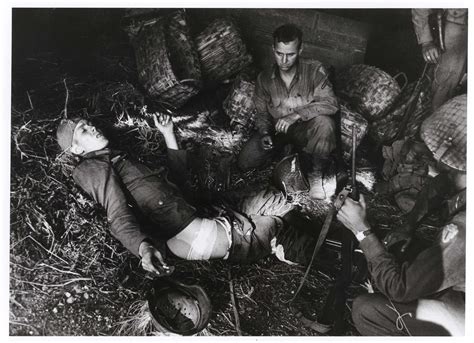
[189,8,371,71]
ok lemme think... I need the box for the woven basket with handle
[335,64,405,121]
[223,76,256,132]
[339,104,369,155]
[370,76,432,144]
[131,11,202,109]
[195,19,252,81]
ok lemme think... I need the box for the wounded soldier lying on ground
[56,113,320,275]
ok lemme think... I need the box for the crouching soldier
[56,113,316,275]
[237,23,338,200]
[336,95,466,336]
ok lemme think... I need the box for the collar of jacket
[271,61,301,81]
[82,148,125,161]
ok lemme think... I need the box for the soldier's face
[71,120,109,155]
[273,39,302,72]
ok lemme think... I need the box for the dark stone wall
[188,8,370,70]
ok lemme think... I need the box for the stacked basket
[370,76,432,144]
[195,19,253,81]
[223,76,257,132]
[129,11,202,109]
[335,64,403,122]
[339,105,369,155]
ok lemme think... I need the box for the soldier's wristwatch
[356,230,373,242]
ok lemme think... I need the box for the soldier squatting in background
[238,24,338,200]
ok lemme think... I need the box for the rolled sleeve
[412,9,435,45]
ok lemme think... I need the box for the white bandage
[215,217,232,260]
[186,218,218,260]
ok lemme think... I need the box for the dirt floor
[10,11,443,337]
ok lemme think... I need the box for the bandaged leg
[166,217,232,260]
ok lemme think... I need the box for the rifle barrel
[351,125,357,187]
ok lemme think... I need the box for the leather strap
[288,186,352,303]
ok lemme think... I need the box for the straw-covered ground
[10,14,442,336]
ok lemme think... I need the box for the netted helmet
[421,94,467,171]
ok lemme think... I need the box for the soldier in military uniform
[337,95,466,336]
[237,23,339,200]
[412,9,467,109]
[56,113,321,276]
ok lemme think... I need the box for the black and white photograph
[5,0,470,338]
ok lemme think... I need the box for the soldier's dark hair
[273,24,303,49]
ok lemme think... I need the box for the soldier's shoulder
[301,59,324,71]
[257,67,274,82]
[74,156,109,176]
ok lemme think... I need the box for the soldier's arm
[293,65,339,121]
[254,73,274,135]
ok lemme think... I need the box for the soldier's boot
[308,169,326,200]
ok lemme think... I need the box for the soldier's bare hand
[275,113,300,134]
[336,194,371,236]
[152,113,174,136]
[139,241,174,276]
[260,134,274,150]
[421,42,440,64]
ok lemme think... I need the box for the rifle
[388,63,431,145]
[289,125,361,334]
[437,11,446,52]
[318,125,359,335]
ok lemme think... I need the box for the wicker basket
[122,9,164,38]
[335,65,404,121]
[340,105,369,154]
[223,76,256,131]
[195,19,253,81]
[131,11,202,109]
[370,77,432,144]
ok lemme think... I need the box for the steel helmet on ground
[273,154,310,196]
[147,277,212,335]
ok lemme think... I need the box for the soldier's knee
[237,151,259,171]
[352,294,377,331]
[317,115,336,131]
